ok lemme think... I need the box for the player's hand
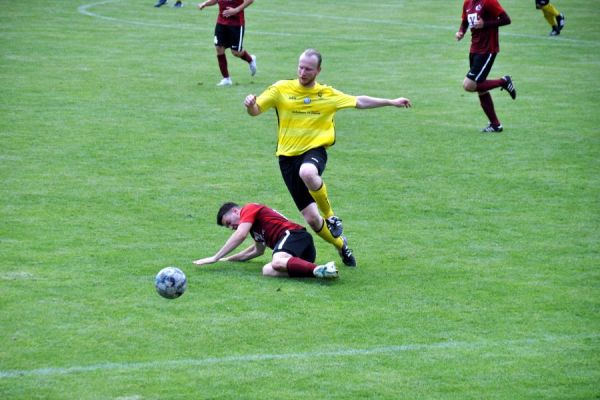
[223,6,238,17]
[193,256,217,266]
[197,2,205,10]
[392,98,411,108]
[244,94,257,107]
[455,31,464,41]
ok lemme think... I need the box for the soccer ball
[155,266,187,299]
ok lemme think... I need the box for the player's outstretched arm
[223,242,266,262]
[355,96,412,109]
[193,222,252,266]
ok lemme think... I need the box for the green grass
[1,0,599,398]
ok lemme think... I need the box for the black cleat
[326,216,343,238]
[501,75,516,100]
[174,0,183,7]
[154,0,167,7]
[338,236,356,267]
[556,13,565,32]
[481,123,503,133]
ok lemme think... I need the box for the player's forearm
[458,18,468,34]
[212,232,247,261]
[356,96,392,109]
[223,244,261,261]
[198,0,218,8]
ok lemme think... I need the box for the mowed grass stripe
[2,333,597,379]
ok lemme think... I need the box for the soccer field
[1,0,599,398]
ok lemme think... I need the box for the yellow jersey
[256,79,357,156]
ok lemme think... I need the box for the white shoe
[313,261,338,279]
[217,77,232,86]
[249,55,257,76]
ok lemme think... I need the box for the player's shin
[309,182,334,219]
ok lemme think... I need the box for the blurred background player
[193,202,339,279]
[197,0,257,86]
[244,49,411,267]
[536,0,565,36]
[154,0,183,7]
[456,0,517,133]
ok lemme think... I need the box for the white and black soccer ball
[155,266,187,299]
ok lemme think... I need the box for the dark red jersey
[461,0,505,53]
[217,0,247,26]
[239,204,305,249]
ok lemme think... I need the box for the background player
[535,0,565,36]
[197,0,257,86]
[456,0,517,133]
[193,202,339,279]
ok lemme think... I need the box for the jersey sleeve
[256,82,282,112]
[332,87,357,110]
[239,204,260,224]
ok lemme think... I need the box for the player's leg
[542,3,564,35]
[262,262,288,277]
[214,25,232,86]
[279,155,355,266]
[478,92,502,132]
[298,148,343,238]
[542,3,559,26]
[230,26,257,76]
[270,233,338,278]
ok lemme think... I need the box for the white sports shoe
[217,77,232,86]
[249,55,257,76]
[313,261,339,279]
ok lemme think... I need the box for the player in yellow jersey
[244,49,411,267]
[535,0,565,36]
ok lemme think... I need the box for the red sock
[217,54,229,78]
[478,92,500,126]
[286,257,316,278]
[238,50,253,63]
[476,79,504,92]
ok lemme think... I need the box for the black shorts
[273,229,316,263]
[214,23,245,51]
[278,147,328,212]
[535,0,549,8]
[466,52,497,83]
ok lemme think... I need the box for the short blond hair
[301,48,322,68]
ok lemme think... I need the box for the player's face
[297,54,321,87]
[222,209,240,230]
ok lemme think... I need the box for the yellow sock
[542,4,560,27]
[315,220,344,250]
[309,182,334,219]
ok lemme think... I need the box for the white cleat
[249,55,257,76]
[217,77,233,86]
[313,261,339,279]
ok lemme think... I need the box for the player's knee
[463,79,477,92]
[298,164,317,181]
[299,165,321,189]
